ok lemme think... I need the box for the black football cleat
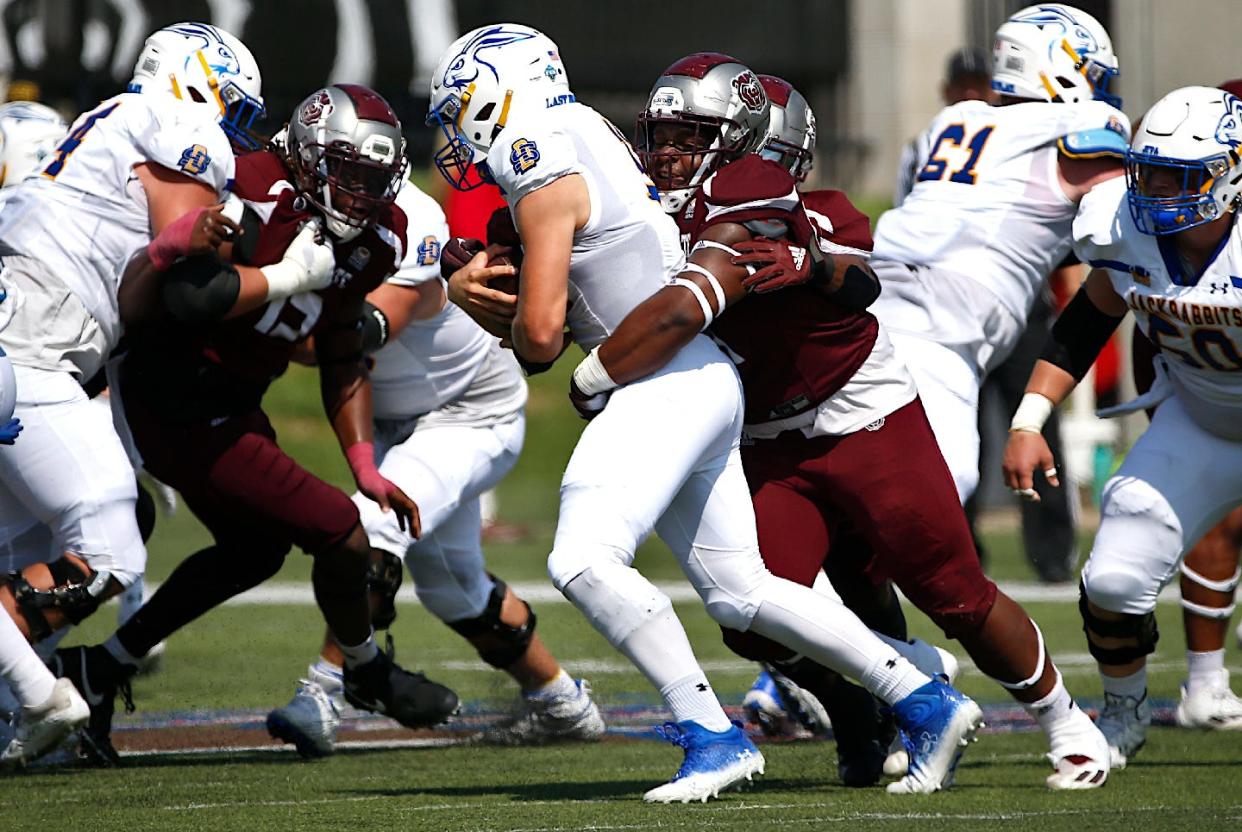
[342,648,458,729]
[822,677,887,788]
[49,645,134,767]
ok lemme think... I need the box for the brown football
[485,244,521,296]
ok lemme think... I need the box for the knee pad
[561,562,672,647]
[7,557,111,641]
[685,547,769,632]
[1079,583,1159,665]
[1180,563,1240,620]
[446,576,536,669]
[720,626,796,663]
[366,549,404,630]
[1081,563,1154,616]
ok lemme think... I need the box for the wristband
[1009,392,1055,434]
[572,346,618,396]
[147,206,206,271]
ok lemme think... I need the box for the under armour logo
[1209,281,1229,294]
[885,658,898,670]
[696,683,710,692]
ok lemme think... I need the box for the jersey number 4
[917,124,994,185]
[42,101,121,180]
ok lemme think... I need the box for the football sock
[662,673,733,732]
[0,608,56,706]
[1021,669,1075,734]
[337,634,380,669]
[117,576,146,626]
[1101,666,1147,701]
[860,654,928,706]
[527,668,577,701]
[1186,648,1226,692]
[876,634,955,679]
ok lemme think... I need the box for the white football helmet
[0,101,67,187]
[991,4,1119,108]
[426,23,571,190]
[636,53,771,213]
[1127,86,1242,235]
[757,75,815,182]
[127,21,265,150]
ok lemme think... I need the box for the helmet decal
[167,23,241,79]
[1010,5,1099,56]
[442,25,538,91]
[732,71,766,115]
[299,90,334,128]
[1215,94,1242,149]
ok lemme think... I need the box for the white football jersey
[1075,178,1242,440]
[0,93,234,351]
[873,99,1129,322]
[369,181,526,423]
[486,101,684,349]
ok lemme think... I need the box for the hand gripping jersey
[0,93,235,351]
[121,149,406,422]
[675,154,913,433]
[1075,178,1242,440]
[873,99,1129,322]
[367,184,527,424]
[485,101,684,350]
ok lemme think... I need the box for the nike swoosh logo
[79,652,105,707]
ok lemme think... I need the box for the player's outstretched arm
[1003,268,1127,499]
[730,237,880,308]
[317,296,421,537]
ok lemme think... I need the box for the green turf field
[3,360,1241,832]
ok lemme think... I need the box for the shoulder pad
[703,155,798,208]
[1058,127,1129,160]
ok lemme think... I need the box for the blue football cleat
[886,677,984,794]
[643,720,765,803]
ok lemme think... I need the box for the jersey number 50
[917,124,994,185]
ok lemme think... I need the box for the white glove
[261,221,336,301]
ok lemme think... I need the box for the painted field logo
[510,137,540,175]
[178,144,211,175]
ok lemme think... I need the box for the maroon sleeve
[801,189,874,253]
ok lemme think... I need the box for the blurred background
[2,0,1240,580]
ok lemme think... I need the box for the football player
[1006,86,1242,765]
[52,84,458,767]
[436,31,981,800]
[0,21,262,766]
[868,3,1127,507]
[265,185,603,758]
[569,51,1109,790]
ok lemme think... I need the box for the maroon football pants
[124,398,359,557]
[740,398,997,639]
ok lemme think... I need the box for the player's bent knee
[560,563,672,646]
[702,589,762,631]
[720,627,796,662]
[4,555,114,641]
[445,577,536,668]
[366,549,404,629]
[547,543,630,592]
[1081,563,1155,615]
[412,566,492,624]
[1078,582,1159,664]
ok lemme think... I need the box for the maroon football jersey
[677,155,879,424]
[122,150,408,422]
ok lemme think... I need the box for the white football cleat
[1045,703,1110,790]
[1,678,90,767]
[266,678,340,758]
[883,734,909,778]
[643,721,765,803]
[481,679,605,745]
[1175,669,1242,731]
[1096,690,1150,768]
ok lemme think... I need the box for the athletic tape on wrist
[572,346,617,396]
[1010,392,1055,434]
